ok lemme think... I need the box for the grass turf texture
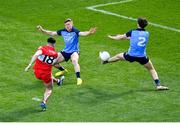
[0,0,180,121]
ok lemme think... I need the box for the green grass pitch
[0,0,180,121]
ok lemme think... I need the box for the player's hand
[24,66,29,72]
[37,25,43,31]
[24,64,31,72]
[89,27,96,34]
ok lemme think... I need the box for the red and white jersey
[33,45,58,71]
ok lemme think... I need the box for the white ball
[99,51,110,61]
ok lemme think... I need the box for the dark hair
[64,18,72,23]
[137,18,148,29]
[47,37,56,44]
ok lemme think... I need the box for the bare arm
[79,27,96,36]
[108,34,130,40]
[25,50,42,72]
[37,25,58,36]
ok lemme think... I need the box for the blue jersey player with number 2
[105,17,168,90]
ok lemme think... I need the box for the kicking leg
[103,53,125,64]
[52,76,65,86]
[54,52,68,77]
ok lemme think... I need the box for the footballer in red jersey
[33,45,58,83]
[25,37,64,111]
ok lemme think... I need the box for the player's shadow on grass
[73,85,155,105]
[0,107,40,121]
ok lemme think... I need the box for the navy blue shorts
[123,52,149,65]
[60,51,79,62]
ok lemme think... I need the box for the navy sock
[154,79,160,86]
[76,72,80,78]
[58,66,65,71]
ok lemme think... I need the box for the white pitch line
[86,0,180,33]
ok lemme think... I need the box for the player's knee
[47,86,53,91]
[144,64,153,71]
[46,83,53,90]
[72,59,78,65]
[47,87,52,93]
[46,90,52,96]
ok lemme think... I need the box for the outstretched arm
[79,27,96,36]
[25,50,42,72]
[37,25,58,36]
[108,34,129,40]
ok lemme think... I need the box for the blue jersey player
[37,19,96,85]
[106,18,168,90]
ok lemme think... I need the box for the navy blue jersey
[126,28,149,57]
[57,27,80,53]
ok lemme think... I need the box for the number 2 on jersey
[138,37,146,47]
